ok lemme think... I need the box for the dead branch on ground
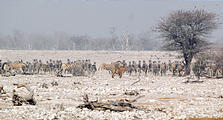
[77,94,145,112]
[12,83,36,106]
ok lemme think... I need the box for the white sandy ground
[0,50,222,120]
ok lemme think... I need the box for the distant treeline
[0,30,161,50]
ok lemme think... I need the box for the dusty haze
[1,0,223,41]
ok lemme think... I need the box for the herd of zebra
[0,58,222,78]
[102,60,223,79]
[100,60,184,78]
[0,59,97,77]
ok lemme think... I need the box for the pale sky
[0,0,223,41]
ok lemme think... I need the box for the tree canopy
[156,9,218,75]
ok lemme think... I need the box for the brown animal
[61,63,72,74]
[171,63,177,76]
[111,66,127,78]
[10,62,26,74]
[40,64,48,74]
[34,63,41,74]
[160,63,167,76]
[177,64,184,76]
[100,63,113,71]
[99,62,122,72]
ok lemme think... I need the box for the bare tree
[156,10,218,76]
[70,35,90,50]
[0,30,160,50]
[122,32,130,51]
[109,27,119,50]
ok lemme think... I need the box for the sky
[0,0,223,41]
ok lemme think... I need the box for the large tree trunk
[183,53,193,76]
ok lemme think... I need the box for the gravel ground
[0,50,223,120]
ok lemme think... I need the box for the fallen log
[124,90,139,96]
[56,74,72,77]
[12,83,36,106]
[216,76,223,79]
[183,80,204,84]
[22,72,34,75]
[77,94,144,112]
